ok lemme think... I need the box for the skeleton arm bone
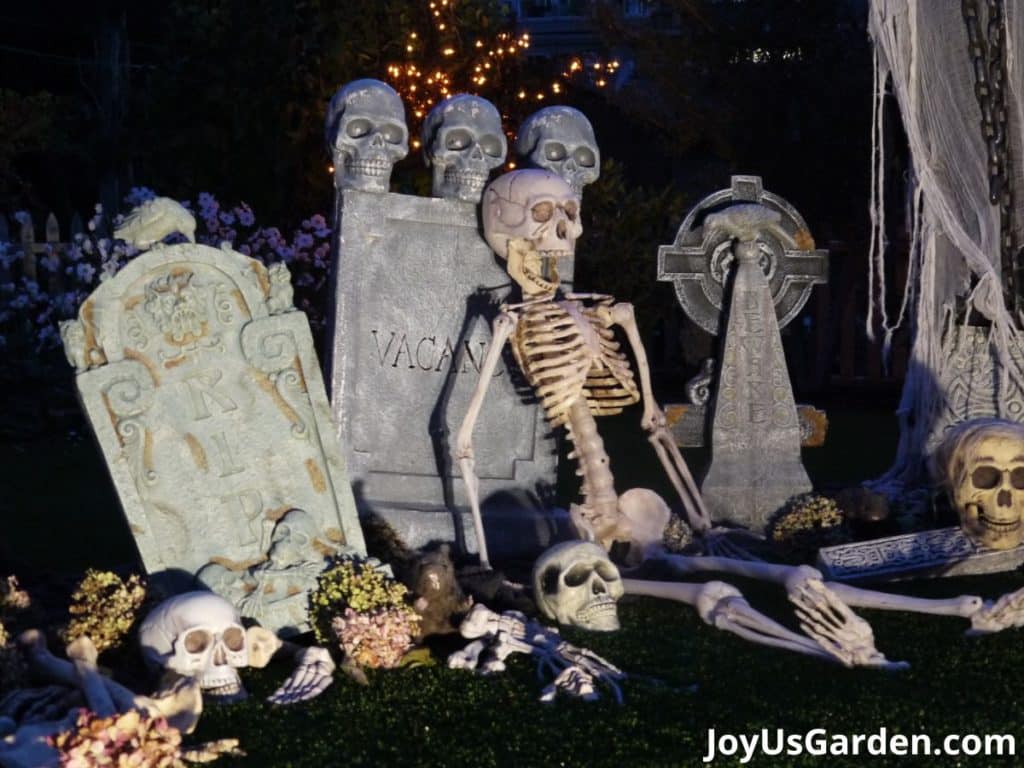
[453,310,519,569]
[608,302,711,533]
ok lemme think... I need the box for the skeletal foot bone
[966,585,1024,635]
[65,637,116,717]
[267,647,336,705]
[788,578,908,671]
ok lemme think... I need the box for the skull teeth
[346,159,392,177]
[443,169,488,190]
[978,514,1021,531]
[575,596,619,625]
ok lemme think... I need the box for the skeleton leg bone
[65,637,115,717]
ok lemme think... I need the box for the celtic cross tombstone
[657,176,828,529]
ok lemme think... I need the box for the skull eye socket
[532,201,555,222]
[183,629,212,654]
[972,465,1002,489]
[574,147,596,168]
[222,626,245,653]
[563,563,595,587]
[445,128,474,151]
[480,135,504,157]
[346,118,372,139]
[563,201,579,221]
[382,123,405,144]
[594,562,618,582]
[1012,467,1024,490]
[543,142,567,161]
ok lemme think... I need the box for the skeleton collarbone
[510,294,639,429]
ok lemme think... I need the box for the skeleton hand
[539,666,599,703]
[459,604,527,641]
[789,578,908,671]
[448,639,488,670]
[267,646,335,705]
[966,586,1024,635]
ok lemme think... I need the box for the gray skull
[532,541,623,631]
[423,94,507,203]
[516,106,600,195]
[325,79,409,193]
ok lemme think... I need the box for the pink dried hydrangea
[331,607,419,669]
[51,709,185,768]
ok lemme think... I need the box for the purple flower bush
[0,189,333,384]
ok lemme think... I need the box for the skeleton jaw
[507,239,565,296]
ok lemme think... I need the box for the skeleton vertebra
[457,169,710,568]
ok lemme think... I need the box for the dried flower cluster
[769,493,849,561]
[331,607,419,669]
[661,513,694,553]
[51,709,185,768]
[310,559,419,666]
[1,574,30,612]
[62,570,147,654]
[0,575,29,689]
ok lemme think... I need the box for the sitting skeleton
[455,169,711,569]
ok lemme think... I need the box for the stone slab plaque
[666,403,828,448]
[326,189,563,550]
[63,244,365,633]
[818,527,1024,582]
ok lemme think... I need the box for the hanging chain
[964,0,1020,317]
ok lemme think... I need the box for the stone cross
[657,176,828,530]
[62,242,366,635]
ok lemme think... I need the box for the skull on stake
[516,106,600,195]
[532,541,624,631]
[934,418,1024,550]
[138,592,257,703]
[423,94,507,203]
[325,79,409,193]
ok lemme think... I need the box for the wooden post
[46,212,64,293]
[19,213,36,281]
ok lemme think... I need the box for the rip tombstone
[61,240,366,635]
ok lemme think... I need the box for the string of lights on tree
[384,0,620,155]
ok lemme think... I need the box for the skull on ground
[423,94,507,203]
[325,79,408,193]
[138,592,251,702]
[532,541,624,631]
[934,418,1024,550]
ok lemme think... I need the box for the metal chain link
[963,0,1019,316]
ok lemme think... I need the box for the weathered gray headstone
[62,243,365,634]
[699,239,812,528]
[818,527,1024,582]
[326,189,564,552]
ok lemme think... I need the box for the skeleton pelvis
[570,488,670,561]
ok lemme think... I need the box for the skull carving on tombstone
[934,418,1024,550]
[532,541,624,631]
[482,169,582,293]
[423,94,507,203]
[138,592,252,702]
[325,79,409,193]
[516,106,600,195]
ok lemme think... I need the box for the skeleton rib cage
[509,295,640,429]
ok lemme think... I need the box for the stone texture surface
[666,403,828,448]
[818,527,1024,581]
[325,189,566,552]
[657,175,828,336]
[700,243,812,529]
[63,243,365,633]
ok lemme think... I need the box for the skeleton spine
[565,398,618,520]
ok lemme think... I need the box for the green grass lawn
[5,405,1024,766]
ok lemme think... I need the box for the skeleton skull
[935,418,1024,550]
[516,106,600,195]
[139,592,252,702]
[423,94,507,203]
[482,169,582,294]
[325,79,409,193]
[267,508,317,568]
[532,541,624,631]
